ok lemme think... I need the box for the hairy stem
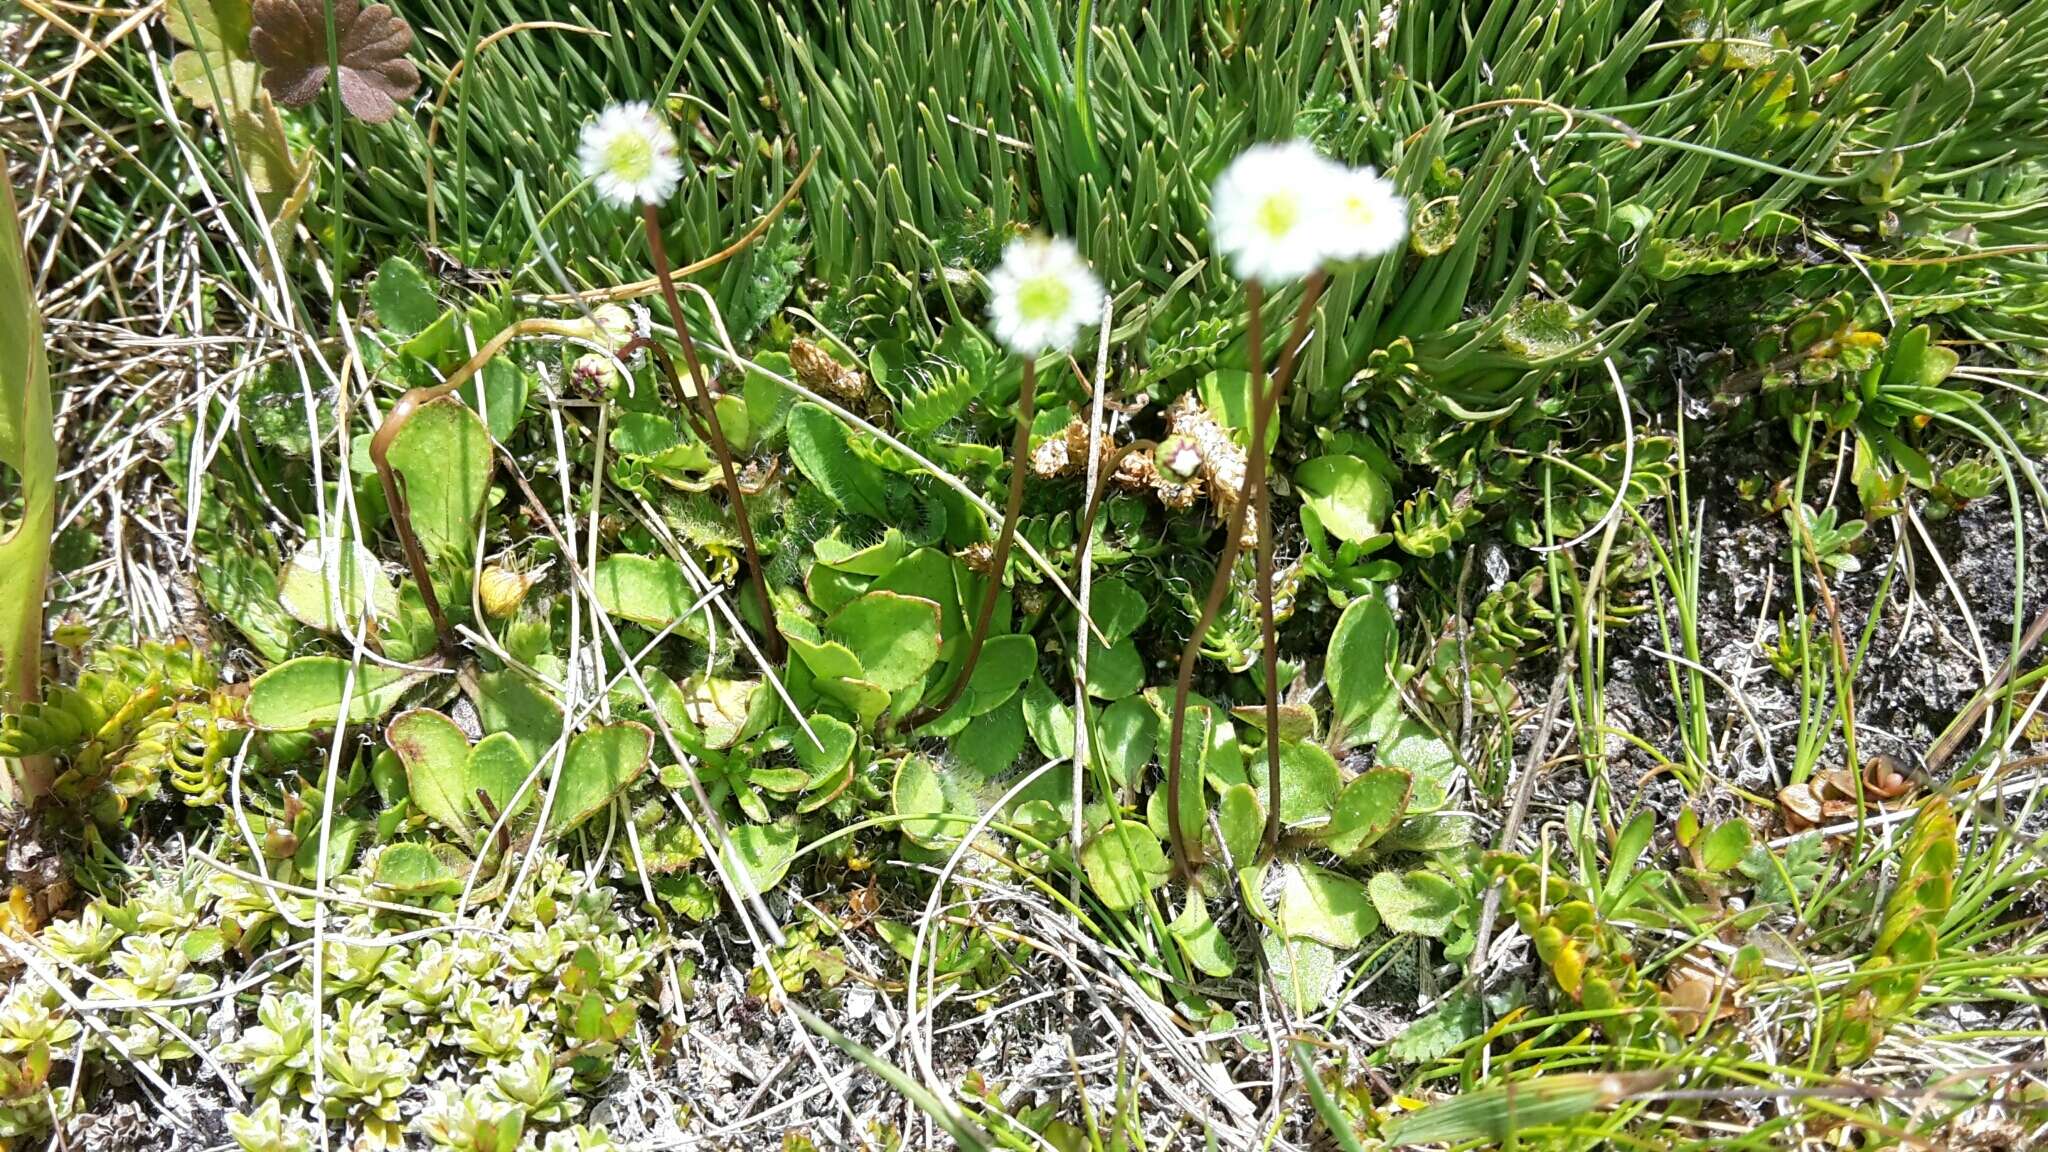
[909,358,1039,730]
[641,204,783,664]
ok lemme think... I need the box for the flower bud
[479,566,536,619]
[590,303,645,352]
[264,825,299,859]
[1156,434,1202,479]
[570,352,618,394]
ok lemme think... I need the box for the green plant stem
[639,203,783,664]
[909,358,1038,730]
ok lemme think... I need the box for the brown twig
[1926,601,2048,774]
[640,203,783,664]
[908,359,1040,730]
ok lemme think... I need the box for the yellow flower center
[1015,274,1072,323]
[1255,192,1299,238]
[603,132,656,183]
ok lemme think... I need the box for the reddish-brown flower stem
[1163,282,1263,875]
[1257,271,1327,855]
[640,203,783,664]
[906,358,1039,731]
[371,317,575,649]
[1164,272,1326,874]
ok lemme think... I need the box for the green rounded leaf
[1369,869,1464,937]
[467,732,535,826]
[369,256,440,337]
[1327,595,1397,747]
[1259,740,1342,828]
[1081,820,1170,912]
[892,755,954,848]
[792,713,857,778]
[594,554,699,630]
[725,823,799,899]
[385,708,472,836]
[951,695,1026,777]
[475,670,566,764]
[1294,455,1390,545]
[381,395,493,563]
[1169,890,1237,978]
[826,591,941,694]
[1217,783,1263,866]
[1323,767,1412,858]
[1278,862,1380,948]
[547,722,653,833]
[246,657,425,731]
[1095,696,1155,792]
[372,842,471,896]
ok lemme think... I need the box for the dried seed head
[959,541,996,575]
[791,337,867,404]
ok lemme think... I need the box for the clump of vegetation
[5,0,2048,1148]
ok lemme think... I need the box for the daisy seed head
[578,102,683,208]
[987,235,1106,357]
[1209,141,1346,285]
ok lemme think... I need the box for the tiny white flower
[1158,435,1202,479]
[1325,165,1408,262]
[1209,140,1345,285]
[986,235,1106,356]
[577,102,683,208]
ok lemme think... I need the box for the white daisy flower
[986,235,1106,356]
[1209,140,1345,285]
[1325,165,1408,262]
[577,102,683,208]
